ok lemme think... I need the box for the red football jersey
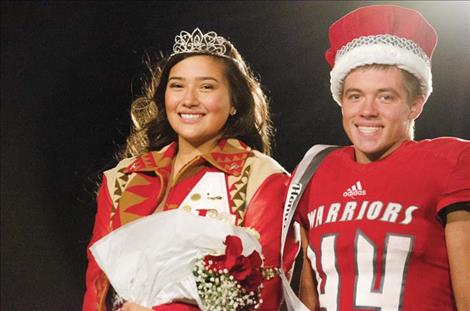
[297,138,470,310]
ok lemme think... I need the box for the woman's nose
[181,87,198,107]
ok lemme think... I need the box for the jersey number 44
[308,229,414,311]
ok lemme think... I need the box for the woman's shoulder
[241,150,289,210]
[247,150,288,176]
[104,142,177,178]
[219,138,287,176]
[103,156,136,177]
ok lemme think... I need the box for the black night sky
[2,1,469,310]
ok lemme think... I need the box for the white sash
[280,145,338,310]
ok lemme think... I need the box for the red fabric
[83,140,299,311]
[244,173,298,311]
[152,303,199,311]
[325,5,437,68]
[296,138,470,310]
[83,176,113,311]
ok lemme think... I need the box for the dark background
[2,1,469,310]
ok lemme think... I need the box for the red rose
[223,235,244,269]
[239,252,263,292]
[203,235,263,292]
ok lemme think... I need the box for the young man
[295,5,470,310]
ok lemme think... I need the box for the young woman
[83,28,298,311]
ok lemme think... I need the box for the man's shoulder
[291,144,348,178]
[301,144,349,160]
[412,137,470,155]
[403,137,470,168]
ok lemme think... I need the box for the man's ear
[409,95,425,120]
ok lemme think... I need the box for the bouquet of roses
[193,235,264,311]
[90,209,270,309]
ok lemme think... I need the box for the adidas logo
[343,181,366,197]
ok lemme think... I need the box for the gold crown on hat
[171,28,229,58]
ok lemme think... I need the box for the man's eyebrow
[377,88,400,95]
[343,88,362,94]
[343,88,400,94]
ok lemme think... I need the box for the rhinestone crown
[171,28,229,58]
[336,34,430,65]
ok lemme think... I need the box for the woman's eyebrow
[168,76,218,82]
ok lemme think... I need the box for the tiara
[171,28,229,58]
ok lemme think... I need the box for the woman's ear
[230,106,237,116]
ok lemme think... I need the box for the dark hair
[123,38,273,158]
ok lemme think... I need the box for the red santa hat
[326,5,437,105]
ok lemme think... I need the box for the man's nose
[360,96,379,117]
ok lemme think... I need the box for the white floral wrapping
[90,209,262,308]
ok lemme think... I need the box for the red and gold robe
[83,138,299,311]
